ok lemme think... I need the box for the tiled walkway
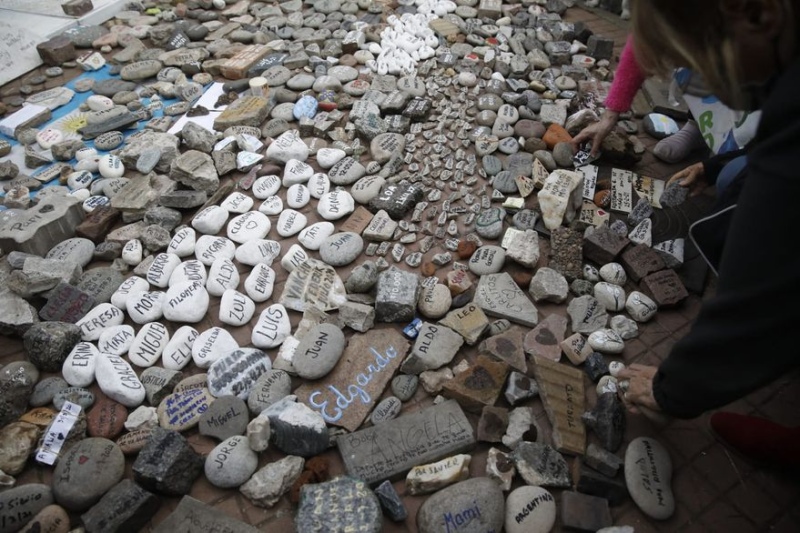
[1,3,798,532]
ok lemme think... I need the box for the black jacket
[652,56,800,418]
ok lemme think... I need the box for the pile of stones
[0,0,687,531]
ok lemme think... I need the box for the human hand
[616,364,660,412]
[667,162,707,196]
[570,110,619,157]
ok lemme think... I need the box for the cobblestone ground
[1,3,798,532]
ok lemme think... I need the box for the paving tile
[691,446,747,493]
[726,481,783,527]
[661,418,715,461]
[671,465,719,514]
[699,500,758,532]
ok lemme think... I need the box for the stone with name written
[39,282,95,324]
[0,484,54,533]
[329,157,366,186]
[205,435,258,488]
[46,237,94,268]
[277,209,308,237]
[208,348,272,400]
[128,322,169,368]
[279,258,347,312]
[505,486,556,533]
[319,232,364,267]
[62,341,98,387]
[295,328,409,432]
[96,354,146,407]
[87,397,127,439]
[133,427,203,496]
[206,258,240,297]
[538,170,584,230]
[247,369,291,415]
[169,260,207,287]
[244,264,276,303]
[475,272,539,327]
[560,332,593,365]
[362,210,397,242]
[127,292,166,324]
[625,437,675,520]
[235,239,280,267]
[594,282,626,312]
[53,438,124,511]
[532,357,586,455]
[442,355,510,413]
[297,477,381,533]
[192,206,229,236]
[406,454,472,496]
[567,295,608,334]
[192,327,238,369]
[416,477,503,533]
[195,235,235,265]
[266,129,309,163]
[98,325,135,356]
[78,267,124,304]
[80,479,160,533]
[147,253,181,288]
[227,211,270,244]
[293,323,347,380]
[370,396,402,425]
[214,95,270,131]
[0,195,83,257]
[140,367,181,407]
[369,183,423,220]
[620,243,666,283]
[401,322,464,375]
[199,395,249,441]
[251,304,290,349]
[439,303,490,346]
[163,280,209,323]
[626,291,658,322]
[318,189,356,220]
[161,325,199,371]
[641,269,688,306]
[168,228,196,257]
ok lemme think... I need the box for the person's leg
[711,412,800,469]
[715,155,748,197]
[653,120,707,163]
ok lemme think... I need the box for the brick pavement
[1,3,799,533]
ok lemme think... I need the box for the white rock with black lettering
[307,173,330,198]
[128,322,170,368]
[192,327,239,369]
[316,147,346,169]
[251,304,291,349]
[207,348,272,399]
[162,325,199,370]
[227,211,271,244]
[626,291,658,322]
[111,276,149,309]
[244,263,275,303]
[235,239,281,267]
[220,289,255,327]
[146,253,182,288]
[258,195,283,215]
[206,258,240,297]
[317,189,355,220]
[588,328,625,354]
[98,325,135,356]
[192,205,229,235]
[277,209,308,237]
[195,235,236,266]
[122,239,143,266]
[286,184,311,209]
[297,222,335,251]
[205,435,259,488]
[168,259,207,287]
[98,154,125,179]
[126,291,166,324]
[167,227,197,257]
[163,280,210,323]
[95,353,146,407]
[220,191,254,213]
[252,175,281,199]
[62,342,99,387]
[280,244,309,273]
[77,303,125,341]
[594,282,626,312]
[282,159,313,186]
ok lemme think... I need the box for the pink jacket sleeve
[604,36,646,113]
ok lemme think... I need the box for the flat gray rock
[292,323,346,380]
[416,477,504,533]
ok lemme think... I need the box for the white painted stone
[280,244,309,273]
[626,291,658,323]
[282,158,314,186]
[244,263,276,303]
[122,239,143,266]
[98,324,135,356]
[599,263,626,286]
[537,170,584,230]
[167,227,197,257]
[276,209,308,237]
[111,276,149,309]
[297,222,335,251]
[87,95,114,111]
[163,279,210,322]
[168,259,207,287]
[252,175,281,199]
[258,195,283,215]
[36,128,64,149]
[77,303,125,341]
[95,353,146,407]
[192,205,229,234]
[146,252,182,288]
[307,173,330,199]
[98,154,125,179]
[317,189,355,220]
[251,304,291,349]
[235,239,281,266]
[588,328,625,354]
[594,282,626,312]
[62,342,99,387]
[192,327,239,369]
[126,291,166,324]
[206,258,240,297]
[162,325,199,370]
[195,235,236,266]
[128,322,170,368]
[220,192,254,213]
[286,184,311,209]
[316,147,346,169]
[220,289,255,327]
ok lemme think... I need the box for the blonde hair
[631,0,743,106]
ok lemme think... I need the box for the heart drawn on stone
[78,455,90,465]
[535,328,557,345]
[465,367,495,390]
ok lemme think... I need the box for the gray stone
[370,396,402,425]
[474,273,539,327]
[205,435,258,488]
[46,237,94,267]
[208,348,272,400]
[345,261,379,293]
[369,183,423,220]
[133,427,203,495]
[240,455,305,508]
[475,207,505,239]
[23,321,82,372]
[582,392,625,452]
[297,477,382,533]
[374,480,407,521]
[625,437,675,520]
[170,150,219,193]
[140,367,182,406]
[53,386,95,410]
[247,369,291,415]
[29,376,69,407]
[292,323,346,380]
[263,400,329,458]
[199,395,249,441]
[151,496,256,533]
[567,295,609,334]
[401,322,464,374]
[505,371,539,405]
[0,195,84,257]
[337,400,475,485]
[78,267,124,304]
[468,246,506,275]
[416,478,504,533]
[53,438,124,511]
[585,443,624,478]
[0,484,53,533]
[391,374,418,402]
[375,267,419,323]
[0,362,38,428]
[319,232,364,267]
[81,480,160,533]
[514,441,571,488]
